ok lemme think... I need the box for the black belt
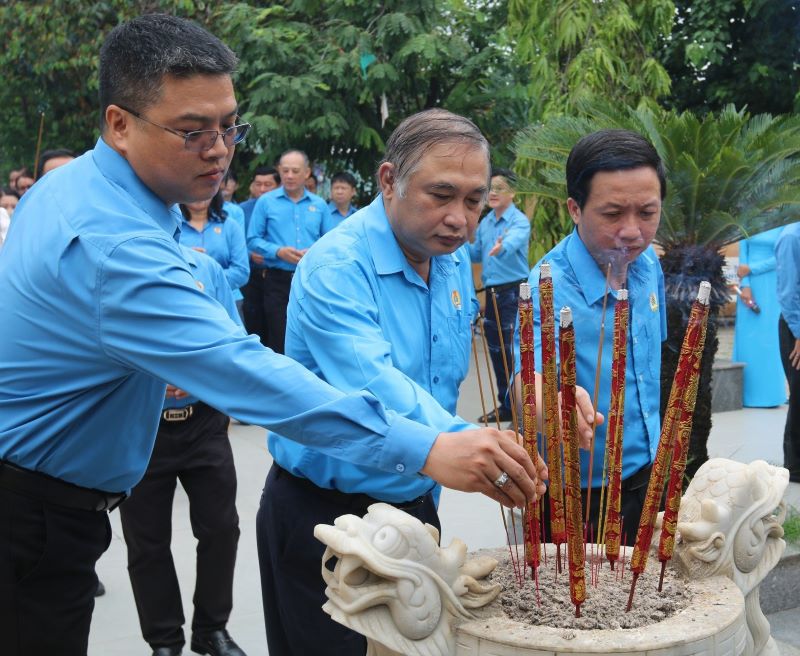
[0,461,127,512]
[621,464,652,492]
[479,279,527,295]
[274,464,430,513]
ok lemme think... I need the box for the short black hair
[331,171,356,188]
[99,14,238,127]
[566,129,666,209]
[1,188,20,199]
[490,167,516,185]
[36,148,76,179]
[253,166,280,185]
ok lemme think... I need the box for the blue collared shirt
[270,195,478,502]
[247,187,333,271]
[776,222,800,338]
[0,138,438,493]
[163,246,243,409]
[326,202,357,232]
[469,204,531,286]
[223,201,246,232]
[179,213,249,302]
[515,229,666,488]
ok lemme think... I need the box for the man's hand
[165,384,189,401]
[575,385,604,449]
[488,237,503,257]
[250,251,265,265]
[277,246,304,264]
[791,338,800,370]
[421,428,547,508]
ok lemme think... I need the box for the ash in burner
[490,553,691,630]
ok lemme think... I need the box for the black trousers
[0,486,111,656]
[119,404,240,649]
[780,316,800,478]
[537,464,652,547]
[256,464,440,656]
[263,268,294,355]
[484,284,523,411]
[242,266,269,346]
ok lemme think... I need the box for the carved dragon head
[314,503,500,656]
[673,458,788,594]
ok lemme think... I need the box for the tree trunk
[658,244,728,485]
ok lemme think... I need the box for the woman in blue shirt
[180,191,249,314]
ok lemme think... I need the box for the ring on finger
[493,471,510,488]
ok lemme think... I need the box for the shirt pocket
[447,312,472,384]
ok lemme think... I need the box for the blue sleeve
[224,219,249,290]
[97,236,439,471]
[468,229,482,262]
[293,260,474,438]
[739,238,751,287]
[210,260,244,327]
[500,211,531,254]
[777,232,800,338]
[321,204,337,235]
[246,196,278,260]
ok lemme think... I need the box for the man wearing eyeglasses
[0,14,543,656]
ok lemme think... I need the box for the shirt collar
[565,228,655,304]
[92,137,182,241]
[365,195,459,286]
[276,186,309,203]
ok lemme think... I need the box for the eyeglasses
[117,105,250,152]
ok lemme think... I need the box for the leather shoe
[191,630,246,656]
[152,647,182,656]
[94,579,106,597]
[477,406,513,424]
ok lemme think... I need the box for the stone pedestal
[712,359,745,412]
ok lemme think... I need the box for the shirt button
[644,411,649,419]
[638,375,643,382]
[396,464,405,473]
[432,335,438,342]
[633,337,638,345]
[433,376,440,384]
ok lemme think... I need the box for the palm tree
[514,102,800,482]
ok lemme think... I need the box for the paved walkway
[89,354,798,655]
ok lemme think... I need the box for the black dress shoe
[152,646,182,656]
[191,630,246,656]
[477,406,513,424]
[94,579,105,597]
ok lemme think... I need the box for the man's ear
[377,162,396,200]
[104,105,132,155]
[566,198,581,226]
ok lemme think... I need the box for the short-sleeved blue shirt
[247,187,333,271]
[270,195,478,502]
[469,204,531,286]
[515,229,666,488]
[0,138,438,493]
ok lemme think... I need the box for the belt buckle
[162,406,193,422]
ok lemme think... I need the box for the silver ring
[493,471,509,488]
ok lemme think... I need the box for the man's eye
[432,193,450,201]
[466,197,481,208]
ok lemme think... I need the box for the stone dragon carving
[671,458,789,656]
[313,503,501,656]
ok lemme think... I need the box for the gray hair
[99,14,238,126]
[379,109,490,197]
[279,149,310,168]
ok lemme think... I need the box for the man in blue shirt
[120,246,246,656]
[257,109,550,656]
[247,150,334,353]
[776,222,800,482]
[469,168,531,424]
[0,16,540,656]
[326,170,358,230]
[515,129,667,545]
[239,166,280,346]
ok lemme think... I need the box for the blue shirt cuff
[379,415,439,476]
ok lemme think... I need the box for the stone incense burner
[315,458,788,656]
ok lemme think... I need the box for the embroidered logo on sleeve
[214,226,222,234]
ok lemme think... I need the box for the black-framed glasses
[116,105,250,152]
